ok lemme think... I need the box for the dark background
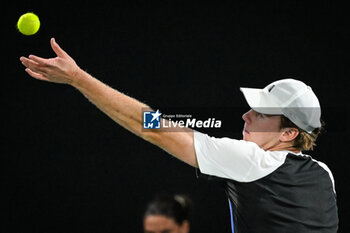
[3,1,348,232]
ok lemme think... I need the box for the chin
[242,131,250,141]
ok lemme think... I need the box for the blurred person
[143,194,192,233]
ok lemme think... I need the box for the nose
[242,110,252,124]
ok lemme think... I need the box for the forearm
[71,69,149,137]
[70,69,198,166]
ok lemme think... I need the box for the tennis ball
[17,12,40,36]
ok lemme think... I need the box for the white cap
[240,79,322,133]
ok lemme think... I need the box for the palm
[20,38,80,85]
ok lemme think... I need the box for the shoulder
[300,153,336,192]
[193,131,290,182]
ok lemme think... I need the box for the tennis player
[20,38,338,233]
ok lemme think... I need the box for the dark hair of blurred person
[143,194,192,233]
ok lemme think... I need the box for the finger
[20,57,47,73]
[28,55,50,66]
[50,38,69,58]
[25,68,50,82]
[20,56,40,67]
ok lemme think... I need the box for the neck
[264,141,301,153]
[269,146,301,153]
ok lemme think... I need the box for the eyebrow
[144,229,172,233]
[161,230,171,233]
[253,110,279,117]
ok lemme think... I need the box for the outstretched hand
[20,38,81,85]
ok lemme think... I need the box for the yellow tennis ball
[17,12,40,36]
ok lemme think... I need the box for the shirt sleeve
[193,131,288,182]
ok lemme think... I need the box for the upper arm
[143,128,198,167]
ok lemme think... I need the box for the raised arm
[20,38,198,167]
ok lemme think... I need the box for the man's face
[242,109,283,150]
[144,215,189,233]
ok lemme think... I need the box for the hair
[143,194,193,225]
[280,115,325,151]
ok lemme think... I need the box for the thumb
[50,38,69,58]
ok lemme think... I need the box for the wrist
[69,68,88,87]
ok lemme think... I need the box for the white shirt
[194,130,334,186]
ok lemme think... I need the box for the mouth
[242,129,250,140]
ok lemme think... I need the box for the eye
[255,112,265,118]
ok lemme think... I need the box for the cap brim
[240,87,283,115]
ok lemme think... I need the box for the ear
[280,128,299,142]
[180,220,190,233]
